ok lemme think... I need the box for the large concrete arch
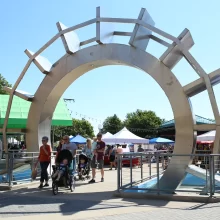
[26,43,195,190]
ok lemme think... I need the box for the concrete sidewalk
[0,166,219,219]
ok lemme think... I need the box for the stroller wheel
[52,182,58,195]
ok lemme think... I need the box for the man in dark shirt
[89,133,105,183]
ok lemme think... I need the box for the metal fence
[2,150,220,198]
[117,152,220,197]
[0,150,82,187]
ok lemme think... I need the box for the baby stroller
[76,153,91,181]
[52,149,75,195]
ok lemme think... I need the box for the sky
[0,0,220,134]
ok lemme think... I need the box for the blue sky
[0,0,220,134]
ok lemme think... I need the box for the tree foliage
[51,118,95,143]
[72,118,95,138]
[102,114,123,134]
[124,110,163,138]
[0,74,12,94]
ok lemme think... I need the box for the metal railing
[117,152,220,197]
[0,150,82,187]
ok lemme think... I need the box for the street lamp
[63,98,75,103]
[98,124,103,133]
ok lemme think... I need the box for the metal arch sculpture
[3,7,220,191]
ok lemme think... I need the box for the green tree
[0,74,12,94]
[102,114,123,134]
[124,110,163,138]
[51,118,95,143]
[72,118,94,138]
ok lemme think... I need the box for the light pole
[98,124,103,134]
[63,98,75,103]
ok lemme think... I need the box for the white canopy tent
[197,130,216,142]
[102,127,149,144]
[8,137,19,144]
[102,132,113,139]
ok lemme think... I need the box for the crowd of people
[35,133,108,188]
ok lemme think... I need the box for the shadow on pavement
[0,180,207,217]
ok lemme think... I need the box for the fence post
[212,155,215,195]
[120,154,123,187]
[209,155,213,197]
[31,153,34,182]
[161,154,164,170]
[117,155,120,192]
[156,152,160,194]
[140,153,143,182]
[149,154,152,178]
[130,154,133,187]
[8,153,13,187]
[49,152,52,176]
[204,156,208,195]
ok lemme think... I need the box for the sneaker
[44,183,49,187]
[38,184,43,189]
[109,168,112,170]
[88,179,95,184]
[101,178,104,182]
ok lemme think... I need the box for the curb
[113,192,220,203]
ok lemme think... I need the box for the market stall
[103,127,149,166]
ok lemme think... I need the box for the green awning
[0,95,72,129]
[160,115,215,129]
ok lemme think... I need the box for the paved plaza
[0,166,220,219]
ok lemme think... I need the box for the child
[78,159,87,177]
[52,158,68,181]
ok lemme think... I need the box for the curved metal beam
[26,43,195,191]
[184,69,220,97]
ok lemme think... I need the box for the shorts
[91,157,104,169]
[109,155,115,162]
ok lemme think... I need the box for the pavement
[0,166,220,219]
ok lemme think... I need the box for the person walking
[82,138,93,169]
[137,145,144,168]
[35,136,52,188]
[82,138,93,159]
[55,139,64,163]
[62,135,77,171]
[89,133,105,183]
[108,145,117,170]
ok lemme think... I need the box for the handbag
[31,168,37,180]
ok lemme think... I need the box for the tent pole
[52,126,54,147]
